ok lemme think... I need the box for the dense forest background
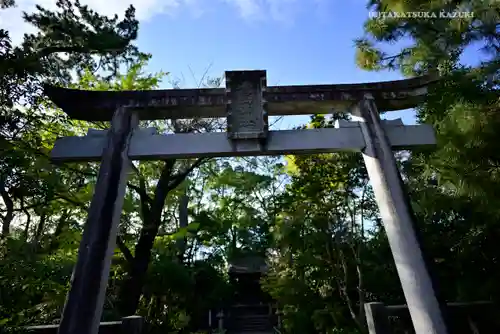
[1,0,500,333]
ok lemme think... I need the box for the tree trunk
[22,208,31,241]
[33,212,47,248]
[118,220,160,316]
[177,190,189,262]
[117,157,206,316]
[0,181,14,236]
[46,211,70,253]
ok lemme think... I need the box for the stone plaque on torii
[44,70,447,334]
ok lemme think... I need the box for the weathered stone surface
[57,108,137,334]
[50,124,436,162]
[354,98,447,334]
[43,74,438,121]
[226,70,268,139]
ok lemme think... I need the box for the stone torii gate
[44,70,447,334]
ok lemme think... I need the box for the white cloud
[0,0,184,44]
[0,0,326,45]
[224,0,309,22]
[224,0,261,18]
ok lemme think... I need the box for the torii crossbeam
[45,70,447,334]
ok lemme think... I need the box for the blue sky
[4,0,482,127]
[138,0,411,127]
[134,0,481,127]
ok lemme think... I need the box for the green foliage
[2,0,500,333]
[263,116,382,333]
[0,238,75,326]
[357,0,500,75]
[354,0,500,316]
[6,0,143,83]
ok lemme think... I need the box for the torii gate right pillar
[353,96,448,334]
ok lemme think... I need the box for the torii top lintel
[43,70,438,121]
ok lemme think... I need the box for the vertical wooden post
[57,107,138,334]
[365,302,390,334]
[354,96,447,334]
[121,316,144,334]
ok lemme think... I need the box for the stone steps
[227,304,275,333]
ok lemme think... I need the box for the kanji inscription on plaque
[226,70,268,140]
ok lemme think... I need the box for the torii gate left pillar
[56,107,138,334]
[46,70,446,334]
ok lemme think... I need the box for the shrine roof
[43,75,438,121]
[228,255,268,274]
